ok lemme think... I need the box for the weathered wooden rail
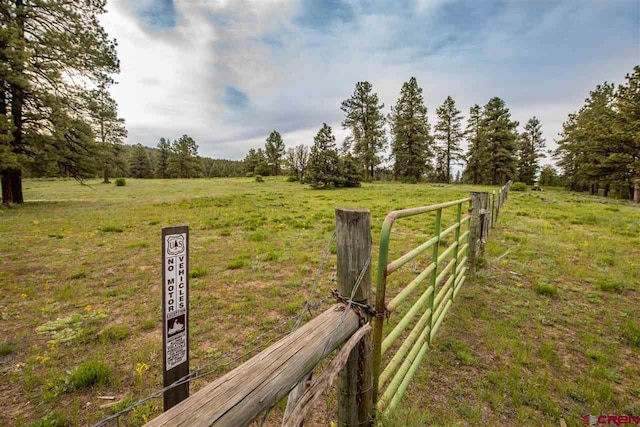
[145,304,361,426]
[145,208,374,427]
[143,185,513,426]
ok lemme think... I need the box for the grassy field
[0,178,638,426]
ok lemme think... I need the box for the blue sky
[102,0,640,163]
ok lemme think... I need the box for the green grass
[69,360,112,389]
[98,225,123,233]
[533,282,559,297]
[189,267,208,278]
[621,321,640,348]
[1,178,638,426]
[0,341,16,356]
[97,325,130,343]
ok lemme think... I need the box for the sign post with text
[162,226,189,410]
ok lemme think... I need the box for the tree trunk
[5,0,25,205]
[1,169,23,205]
[446,145,450,184]
[604,183,610,198]
[2,170,13,205]
[10,169,23,203]
[634,178,640,205]
[103,165,110,183]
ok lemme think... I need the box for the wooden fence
[143,184,512,427]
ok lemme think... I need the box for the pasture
[0,178,638,426]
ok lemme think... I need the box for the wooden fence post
[469,192,488,271]
[335,208,373,427]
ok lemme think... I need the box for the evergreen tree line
[554,66,639,202]
[22,136,245,180]
[243,78,549,188]
[125,136,245,179]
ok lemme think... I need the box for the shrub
[598,279,622,293]
[245,172,254,177]
[255,175,265,183]
[247,232,266,242]
[98,325,130,343]
[261,251,281,262]
[0,341,15,356]
[98,225,123,233]
[401,176,418,184]
[286,176,298,182]
[511,182,527,191]
[475,256,487,269]
[110,397,135,414]
[140,319,156,330]
[69,271,87,280]
[190,268,207,278]
[621,321,640,348]
[30,412,68,427]
[534,282,558,297]
[114,177,126,187]
[227,257,247,269]
[69,360,111,389]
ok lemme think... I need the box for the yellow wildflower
[136,362,150,381]
[84,305,92,312]
[35,355,50,365]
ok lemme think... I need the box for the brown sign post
[162,226,189,410]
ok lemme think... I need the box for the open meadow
[0,178,638,426]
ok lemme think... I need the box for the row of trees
[555,66,639,202]
[344,78,547,185]
[243,78,547,187]
[125,136,244,179]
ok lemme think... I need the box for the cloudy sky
[101,0,640,162]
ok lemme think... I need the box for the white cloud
[101,0,639,164]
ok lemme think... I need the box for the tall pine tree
[555,84,617,195]
[434,96,464,183]
[156,137,171,178]
[265,130,285,176]
[1,0,120,204]
[85,76,127,183]
[463,105,485,184]
[614,66,640,202]
[517,117,546,185]
[168,135,202,178]
[341,81,386,180]
[480,97,519,185]
[389,77,433,181]
[129,144,153,178]
[306,123,340,188]
[555,71,639,200]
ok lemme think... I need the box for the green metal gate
[372,197,473,414]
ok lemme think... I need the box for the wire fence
[92,231,339,427]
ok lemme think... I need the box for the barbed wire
[91,231,338,427]
[257,231,338,426]
[321,250,372,359]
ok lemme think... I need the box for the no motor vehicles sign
[162,226,189,410]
